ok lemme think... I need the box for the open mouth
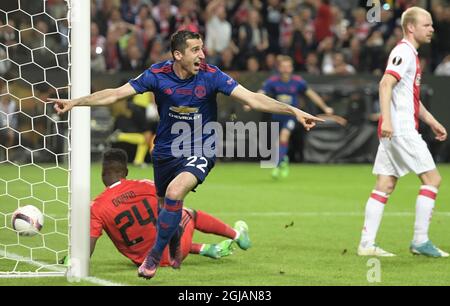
[194,62,201,68]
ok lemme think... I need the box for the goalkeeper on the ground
[89,148,251,267]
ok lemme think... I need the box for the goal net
[0,0,89,279]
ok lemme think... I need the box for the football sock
[413,185,437,245]
[360,190,389,248]
[190,243,203,254]
[277,141,288,167]
[194,210,238,239]
[151,198,183,258]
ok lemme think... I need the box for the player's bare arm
[90,237,98,257]
[378,74,398,139]
[230,85,324,131]
[49,83,137,115]
[419,101,447,141]
[305,89,334,115]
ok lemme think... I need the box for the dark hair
[170,30,202,56]
[102,148,128,175]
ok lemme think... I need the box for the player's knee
[165,185,185,201]
[426,173,442,188]
[376,182,396,194]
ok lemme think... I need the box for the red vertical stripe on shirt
[413,55,421,131]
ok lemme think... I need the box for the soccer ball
[11,205,44,236]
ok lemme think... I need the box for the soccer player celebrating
[90,148,251,267]
[358,7,448,257]
[51,30,323,279]
[259,55,334,179]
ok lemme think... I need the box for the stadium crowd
[86,0,450,75]
[2,0,449,75]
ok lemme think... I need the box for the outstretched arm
[419,101,447,141]
[49,83,137,115]
[305,89,334,115]
[230,85,324,131]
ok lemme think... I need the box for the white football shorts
[373,133,436,177]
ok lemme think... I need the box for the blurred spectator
[0,93,18,149]
[351,7,371,41]
[134,4,152,28]
[370,8,395,41]
[120,0,142,24]
[264,53,278,72]
[0,47,11,75]
[105,29,121,72]
[431,4,450,70]
[304,52,321,75]
[219,47,239,71]
[434,55,450,76]
[0,19,17,45]
[91,22,107,72]
[152,0,177,39]
[318,36,335,74]
[121,44,144,71]
[324,52,355,75]
[238,9,269,66]
[286,14,315,70]
[246,56,260,73]
[175,0,200,33]
[314,0,333,42]
[262,0,283,53]
[363,30,385,74]
[93,0,117,36]
[385,26,404,53]
[205,0,233,65]
[331,4,350,44]
[47,0,67,19]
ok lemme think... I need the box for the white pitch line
[211,211,450,217]
[0,250,126,286]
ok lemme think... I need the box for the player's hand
[243,105,251,112]
[431,122,447,141]
[295,111,325,131]
[380,120,393,139]
[48,98,76,115]
[323,107,334,115]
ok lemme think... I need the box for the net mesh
[0,0,70,276]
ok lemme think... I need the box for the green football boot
[280,156,289,178]
[216,239,235,257]
[271,166,280,180]
[234,220,251,250]
[200,244,222,259]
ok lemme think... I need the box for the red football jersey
[91,179,166,265]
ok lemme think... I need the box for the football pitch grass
[1,162,450,286]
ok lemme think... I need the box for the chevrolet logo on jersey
[276,94,293,105]
[169,106,199,114]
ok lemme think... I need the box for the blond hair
[401,6,430,34]
[277,55,293,65]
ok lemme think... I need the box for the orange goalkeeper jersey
[90,179,166,265]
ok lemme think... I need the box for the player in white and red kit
[358,7,448,257]
[90,149,251,267]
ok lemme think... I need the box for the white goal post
[0,0,90,280]
[67,0,90,281]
